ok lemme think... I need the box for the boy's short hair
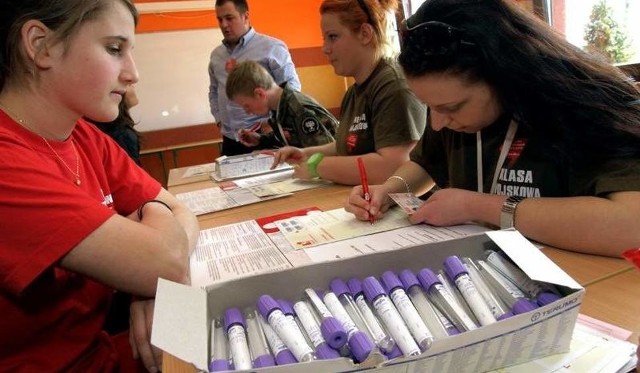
[226,60,276,99]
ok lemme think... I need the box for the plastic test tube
[277,299,308,343]
[484,250,561,306]
[303,288,348,350]
[437,270,479,326]
[257,313,297,366]
[398,269,457,338]
[417,268,478,332]
[293,300,341,360]
[223,307,252,370]
[257,294,315,362]
[444,256,497,326]
[323,285,375,362]
[347,278,396,355]
[362,276,420,357]
[380,271,434,351]
[477,259,539,314]
[244,309,275,368]
[209,318,231,372]
[462,258,514,321]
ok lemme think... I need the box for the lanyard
[476,120,519,193]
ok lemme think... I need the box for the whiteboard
[131,28,223,131]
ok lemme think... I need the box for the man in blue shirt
[209,0,301,156]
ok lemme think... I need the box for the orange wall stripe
[137,11,216,33]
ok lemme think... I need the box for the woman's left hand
[409,188,478,226]
[129,298,162,373]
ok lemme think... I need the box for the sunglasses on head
[401,21,475,56]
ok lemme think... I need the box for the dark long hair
[399,0,640,164]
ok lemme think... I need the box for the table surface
[163,173,639,373]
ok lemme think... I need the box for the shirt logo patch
[301,117,320,134]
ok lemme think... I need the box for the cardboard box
[152,230,584,372]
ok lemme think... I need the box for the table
[167,164,216,188]
[163,176,639,373]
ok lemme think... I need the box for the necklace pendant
[75,179,81,186]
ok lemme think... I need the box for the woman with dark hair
[345,0,640,257]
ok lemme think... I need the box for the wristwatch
[500,196,526,229]
[306,152,324,178]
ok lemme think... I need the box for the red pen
[622,248,640,271]
[357,157,375,225]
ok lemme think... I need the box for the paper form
[219,169,295,190]
[189,220,292,287]
[181,162,216,178]
[248,178,333,197]
[212,153,293,181]
[175,187,291,216]
[273,207,415,250]
[302,224,489,263]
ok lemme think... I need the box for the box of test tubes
[153,230,584,372]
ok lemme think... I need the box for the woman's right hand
[345,184,394,222]
[271,146,305,169]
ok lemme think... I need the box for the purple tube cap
[315,342,341,360]
[362,276,385,302]
[347,278,364,296]
[277,299,295,317]
[512,298,538,314]
[275,349,297,365]
[443,256,467,280]
[320,316,348,349]
[537,291,561,306]
[380,271,403,293]
[497,311,515,321]
[349,331,375,363]
[223,307,245,331]
[398,269,420,290]
[253,354,276,368]
[417,268,440,290]
[447,327,461,336]
[209,359,230,372]
[256,294,279,319]
[385,344,403,359]
[330,278,351,297]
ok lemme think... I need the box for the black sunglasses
[401,21,475,56]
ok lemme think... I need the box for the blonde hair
[225,60,276,99]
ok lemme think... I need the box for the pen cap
[398,269,420,290]
[443,256,467,280]
[416,268,441,290]
[274,349,297,365]
[622,248,640,270]
[315,342,341,360]
[320,317,348,349]
[380,271,403,293]
[330,278,351,297]
[512,298,538,314]
[536,291,561,306]
[253,354,276,368]
[209,359,231,372]
[349,330,375,363]
[223,307,245,331]
[347,278,364,296]
[256,295,280,320]
[277,299,295,317]
[362,276,386,303]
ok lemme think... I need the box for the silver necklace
[0,101,81,186]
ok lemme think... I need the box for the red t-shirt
[0,112,160,372]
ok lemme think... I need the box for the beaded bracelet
[137,199,173,220]
[386,175,412,194]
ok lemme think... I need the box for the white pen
[304,288,348,351]
[323,288,375,363]
[380,271,434,351]
[484,250,561,306]
[462,258,514,321]
[244,309,275,368]
[209,318,231,372]
[417,268,478,332]
[347,278,396,355]
[223,307,252,370]
[293,300,341,360]
[362,276,420,357]
[398,269,457,338]
[257,294,315,362]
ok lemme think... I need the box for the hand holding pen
[237,122,263,147]
[344,182,395,223]
[357,157,375,225]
